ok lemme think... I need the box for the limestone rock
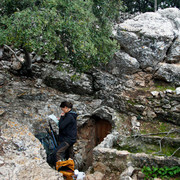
[97,131,119,148]
[92,68,121,92]
[42,64,94,95]
[120,176,132,180]
[158,8,180,29]
[115,9,178,69]
[12,60,22,70]
[151,91,159,98]
[94,171,104,180]
[154,63,180,86]
[92,106,114,122]
[120,166,135,178]
[0,119,63,180]
[175,87,180,95]
[131,116,140,131]
[0,108,5,116]
[86,174,95,180]
[166,36,180,63]
[171,104,180,113]
[86,171,104,180]
[107,51,140,77]
[93,162,110,174]
[146,108,157,119]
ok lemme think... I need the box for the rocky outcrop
[112,8,180,86]
[106,51,140,77]
[0,7,180,180]
[154,63,180,86]
[0,120,63,180]
[124,88,180,125]
[42,64,94,95]
[91,132,180,179]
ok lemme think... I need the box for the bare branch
[4,44,24,64]
[132,128,180,157]
[170,147,180,157]
[58,60,71,65]
[155,129,175,155]
[132,129,180,137]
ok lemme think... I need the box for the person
[47,101,78,166]
[57,101,78,161]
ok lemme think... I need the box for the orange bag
[56,159,75,180]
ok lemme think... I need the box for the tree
[121,0,180,14]
[0,0,123,75]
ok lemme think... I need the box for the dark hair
[60,101,73,108]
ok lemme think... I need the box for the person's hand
[57,117,60,120]
[61,112,65,116]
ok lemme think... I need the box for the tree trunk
[23,48,32,70]
[20,48,33,77]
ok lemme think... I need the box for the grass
[154,85,176,91]
[154,81,176,91]
[139,120,180,137]
[127,100,137,105]
[136,81,176,93]
[114,119,180,158]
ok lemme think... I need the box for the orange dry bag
[56,159,75,180]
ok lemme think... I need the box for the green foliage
[142,165,180,179]
[0,0,38,15]
[0,0,123,73]
[121,0,180,13]
[154,80,176,91]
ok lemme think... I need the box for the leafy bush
[0,0,123,73]
[142,165,180,179]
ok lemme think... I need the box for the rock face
[106,51,140,77]
[112,8,180,86]
[42,64,94,95]
[91,132,180,180]
[154,63,180,85]
[0,120,63,180]
[0,7,180,180]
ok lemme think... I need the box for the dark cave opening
[77,116,112,170]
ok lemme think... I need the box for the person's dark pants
[47,141,70,166]
[56,141,70,161]
[65,144,74,159]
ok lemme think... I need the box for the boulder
[175,87,180,95]
[106,51,140,77]
[86,172,104,180]
[42,64,94,95]
[115,8,180,70]
[0,120,63,180]
[166,36,180,63]
[120,166,134,178]
[154,63,180,86]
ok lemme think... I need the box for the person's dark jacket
[58,110,78,145]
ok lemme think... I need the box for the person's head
[60,101,73,113]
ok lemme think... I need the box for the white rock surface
[0,119,63,180]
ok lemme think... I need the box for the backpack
[35,132,55,156]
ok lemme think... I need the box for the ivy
[142,165,180,179]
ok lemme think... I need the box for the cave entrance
[95,118,112,146]
[76,116,112,170]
